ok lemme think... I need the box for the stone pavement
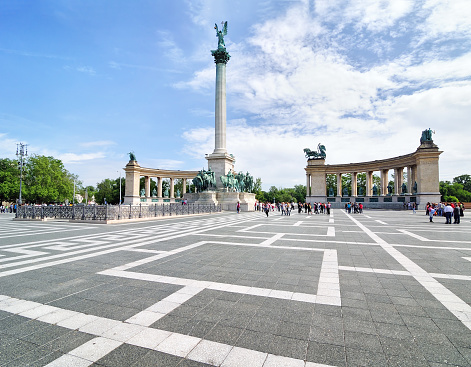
[0,208,470,367]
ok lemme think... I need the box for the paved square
[0,209,471,366]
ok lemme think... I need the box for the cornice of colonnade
[123,161,198,179]
[305,145,442,174]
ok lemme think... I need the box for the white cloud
[57,152,106,164]
[79,140,116,148]
[419,0,471,41]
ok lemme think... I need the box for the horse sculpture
[192,168,216,192]
[303,144,326,160]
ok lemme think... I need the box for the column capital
[211,48,231,64]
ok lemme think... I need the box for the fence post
[82,205,85,220]
[105,205,108,221]
[139,203,142,218]
[129,203,132,219]
[93,205,97,220]
[72,205,75,220]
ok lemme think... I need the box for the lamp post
[16,143,28,207]
[119,171,122,205]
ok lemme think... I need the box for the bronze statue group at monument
[123,22,256,211]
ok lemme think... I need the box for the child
[429,206,436,222]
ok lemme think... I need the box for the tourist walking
[429,206,436,222]
[453,204,461,224]
[444,203,453,224]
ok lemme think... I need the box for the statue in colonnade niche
[372,185,378,196]
[401,182,407,195]
[140,188,145,197]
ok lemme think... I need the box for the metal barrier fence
[15,203,221,221]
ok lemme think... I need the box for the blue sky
[1,0,470,189]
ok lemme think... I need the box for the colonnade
[305,141,442,208]
[123,159,198,205]
[306,166,417,197]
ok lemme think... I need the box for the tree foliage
[0,158,20,204]
[24,155,77,203]
[440,180,471,203]
[0,155,78,204]
[95,178,125,205]
[254,179,306,203]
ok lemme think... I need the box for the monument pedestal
[185,192,218,205]
[206,153,235,190]
[216,191,240,211]
[238,192,256,212]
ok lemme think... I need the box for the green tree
[440,181,471,202]
[83,185,97,204]
[24,155,76,203]
[252,178,262,195]
[95,178,120,204]
[293,184,306,203]
[0,158,20,204]
[453,174,471,192]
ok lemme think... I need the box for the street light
[118,170,122,205]
[16,143,28,207]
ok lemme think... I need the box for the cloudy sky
[1,0,470,189]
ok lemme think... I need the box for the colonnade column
[351,172,358,196]
[411,166,417,193]
[337,173,342,196]
[395,167,403,195]
[145,176,151,197]
[157,177,163,197]
[407,167,412,194]
[366,171,373,196]
[381,169,389,196]
[182,178,187,194]
[306,174,311,197]
[170,178,175,198]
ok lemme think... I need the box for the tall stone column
[182,178,187,194]
[206,43,235,190]
[214,62,227,154]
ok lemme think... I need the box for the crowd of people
[344,202,364,214]
[0,204,17,213]
[426,202,465,224]
[254,201,336,216]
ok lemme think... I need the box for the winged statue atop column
[215,21,228,50]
